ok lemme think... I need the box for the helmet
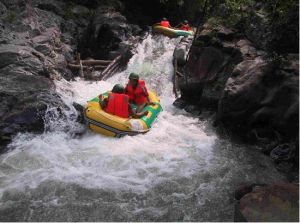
[162,17,167,21]
[129,72,139,80]
[183,20,188,24]
[112,84,125,93]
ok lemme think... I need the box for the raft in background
[84,91,162,137]
[152,24,194,38]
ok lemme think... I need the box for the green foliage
[64,1,96,20]
[194,40,205,47]
[158,0,298,55]
[64,1,76,20]
[206,17,222,27]
[89,9,96,18]
[5,10,17,23]
[156,0,297,25]
[267,4,299,55]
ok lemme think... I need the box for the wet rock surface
[0,0,140,151]
[0,1,66,148]
[78,2,140,62]
[175,24,244,111]
[234,183,299,222]
[175,21,299,179]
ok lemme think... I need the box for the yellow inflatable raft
[84,91,162,137]
[152,24,194,38]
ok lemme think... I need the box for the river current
[0,35,286,221]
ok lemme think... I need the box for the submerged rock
[270,143,295,162]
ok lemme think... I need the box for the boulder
[235,183,299,222]
[0,44,44,75]
[270,143,295,162]
[0,2,7,18]
[35,0,66,17]
[236,39,258,59]
[243,10,269,50]
[216,26,235,41]
[0,69,63,152]
[176,20,298,175]
[173,36,193,66]
[185,46,225,82]
[177,37,242,110]
[78,3,136,60]
[0,2,81,151]
[218,57,299,140]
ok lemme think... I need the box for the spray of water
[0,35,215,193]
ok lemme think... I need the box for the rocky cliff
[174,6,299,178]
[0,0,140,152]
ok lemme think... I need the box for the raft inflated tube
[84,91,162,137]
[152,24,194,38]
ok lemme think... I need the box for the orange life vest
[180,24,190,31]
[125,80,148,105]
[104,93,129,118]
[160,21,170,28]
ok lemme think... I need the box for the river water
[0,35,286,221]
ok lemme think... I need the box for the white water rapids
[0,35,286,221]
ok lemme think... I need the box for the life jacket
[104,93,129,118]
[160,21,170,28]
[125,80,149,105]
[180,24,190,31]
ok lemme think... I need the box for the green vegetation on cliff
[157,0,298,54]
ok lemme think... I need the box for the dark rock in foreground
[234,183,299,222]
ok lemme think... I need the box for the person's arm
[174,23,182,28]
[128,104,148,118]
[125,84,134,104]
[99,94,108,108]
[141,86,155,106]
[135,110,149,118]
[141,85,149,98]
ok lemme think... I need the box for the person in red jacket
[179,20,191,31]
[99,84,148,118]
[125,73,152,113]
[160,17,171,28]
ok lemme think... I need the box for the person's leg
[136,102,147,113]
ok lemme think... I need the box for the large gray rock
[0,1,7,18]
[173,36,193,66]
[78,2,138,60]
[243,10,269,50]
[0,0,78,152]
[35,0,66,17]
[0,44,44,75]
[176,21,298,174]
[175,25,242,110]
[218,57,299,140]
[0,68,60,150]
